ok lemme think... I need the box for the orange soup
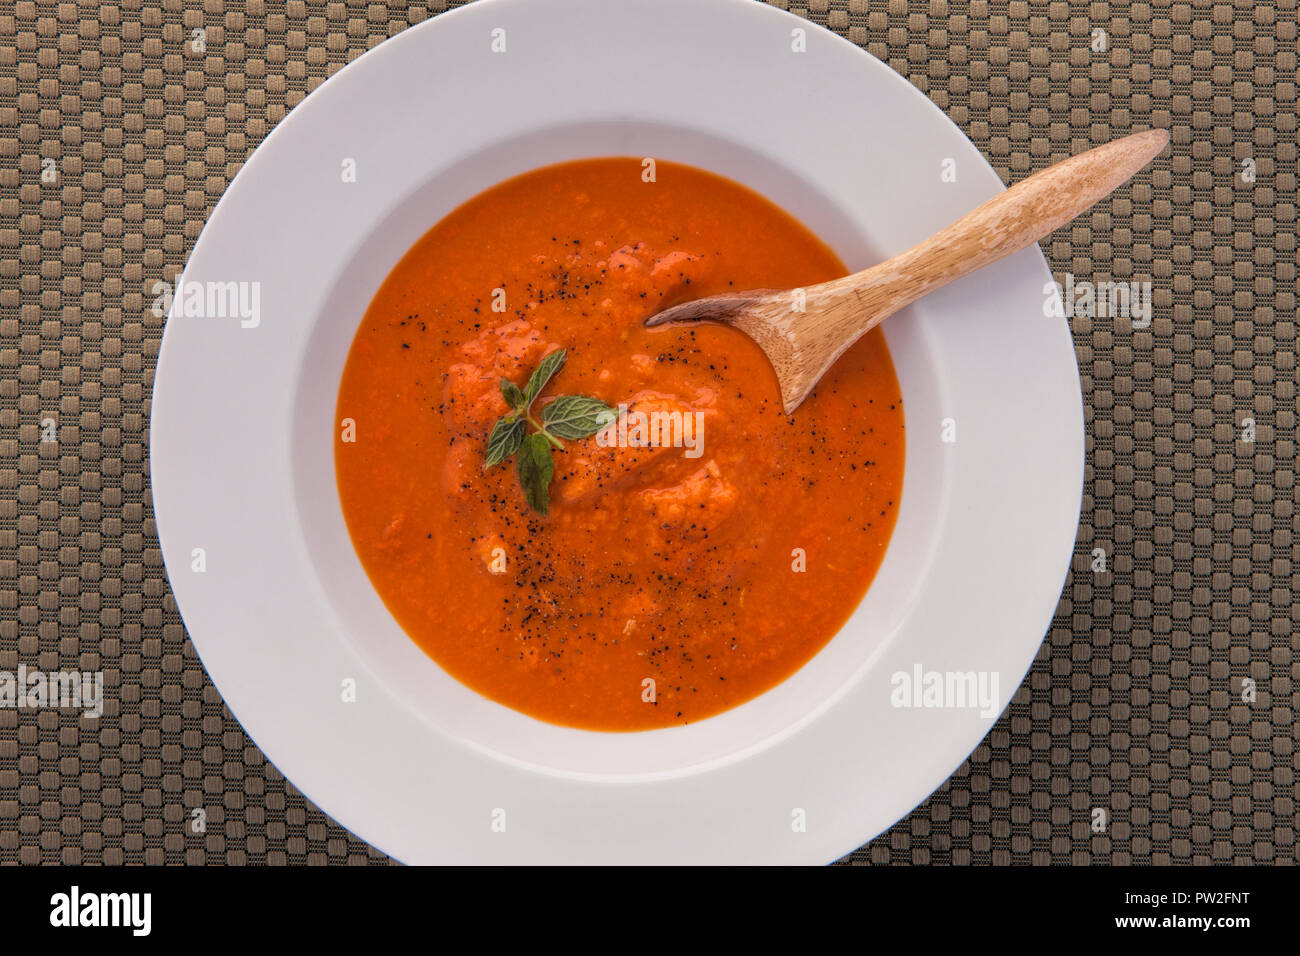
[336,158,904,731]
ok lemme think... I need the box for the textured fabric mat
[0,0,1295,865]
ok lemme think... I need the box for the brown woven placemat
[0,0,1295,865]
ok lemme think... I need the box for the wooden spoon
[644,128,1169,414]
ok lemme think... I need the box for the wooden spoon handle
[836,128,1169,324]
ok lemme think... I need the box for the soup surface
[336,158,904,731]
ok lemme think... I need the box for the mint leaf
[541,395,619,440]
[500,378,526,411]
[522,348,566,407]
[515,432,554,515]
[484,416,525,468]
[479,347,607,513]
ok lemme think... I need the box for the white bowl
[150,0,1083,863]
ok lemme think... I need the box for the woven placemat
[0,0,1295,865]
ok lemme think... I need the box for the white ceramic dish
[150,0,1083,863]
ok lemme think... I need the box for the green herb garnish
[483,349,618,514]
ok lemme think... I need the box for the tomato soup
[335,158,904,731]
